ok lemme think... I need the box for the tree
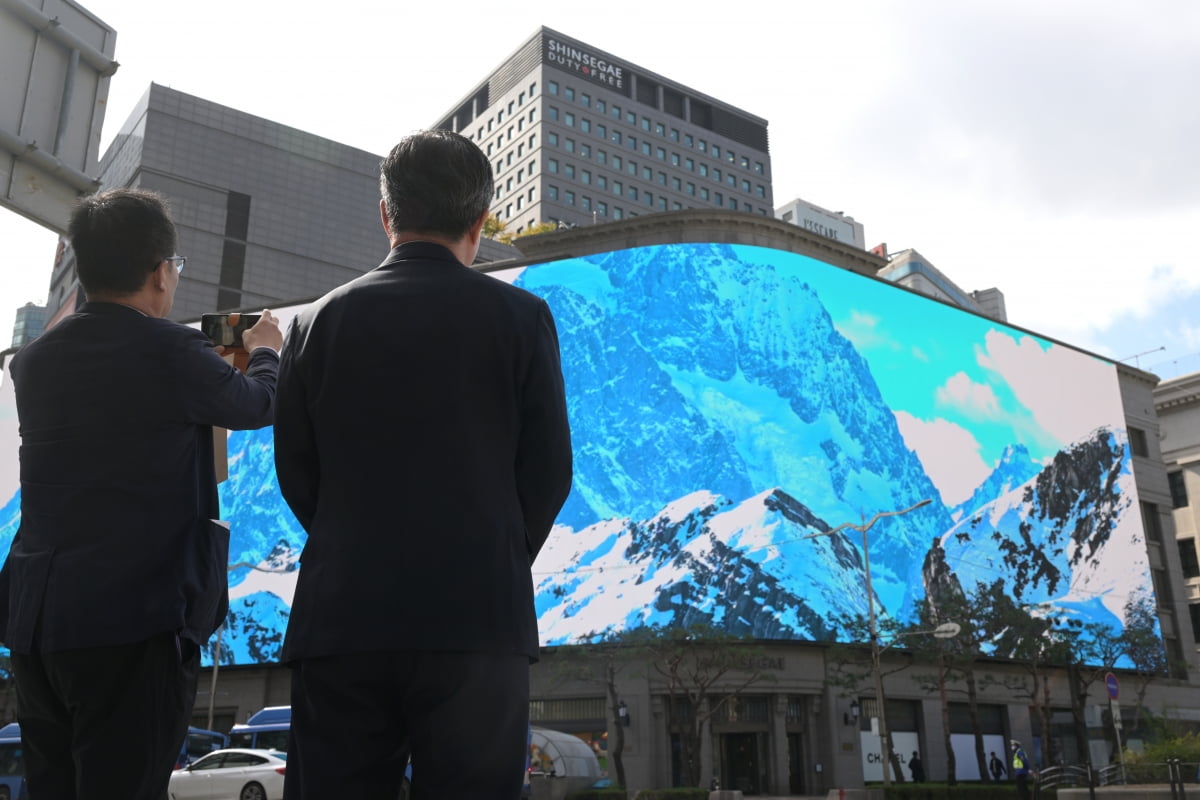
[482,213,510,242]
[825,611,912,783]
[548,627,653,789]
[1121,594,1170,728]
[643,622,775,787]
[977,583,1073,767]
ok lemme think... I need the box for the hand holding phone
[201,313,262,351]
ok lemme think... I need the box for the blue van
[228,705,291,752]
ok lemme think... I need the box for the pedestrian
[274,129,573,799]
[990,750,1006,780]
[908,751,926,782]
[1011,739,1035,800]
[0,188,281,799]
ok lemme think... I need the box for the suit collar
[377,241,463,270]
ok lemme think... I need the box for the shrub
[568,789,628,800]
[881,783,1022,799]
[632,790,709,800]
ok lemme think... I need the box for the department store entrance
[720,732,764,794]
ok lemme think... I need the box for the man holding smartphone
[0,188,283,799]
[274,130,572,798]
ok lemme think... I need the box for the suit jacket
[275,242,572,663]
[0,302,279,653]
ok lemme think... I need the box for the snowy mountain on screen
[950,443,1043,523]
[534,488,878,645]
[932,427,1146,630]
[516,244,952,613]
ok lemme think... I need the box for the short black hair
[68,188,177,296]
[379,130,494,240]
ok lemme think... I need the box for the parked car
[168,748,286,800]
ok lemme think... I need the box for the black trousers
[285,650,530,800]
[12,631,199,800]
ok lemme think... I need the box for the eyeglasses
[165,255,187,273]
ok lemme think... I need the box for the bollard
[1086,762,1096,800]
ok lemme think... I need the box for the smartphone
[201,313,261,350]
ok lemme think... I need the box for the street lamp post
[805,498,933,787]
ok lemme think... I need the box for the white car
[169,748,286,800]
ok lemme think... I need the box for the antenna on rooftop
[1118,346,1166,368]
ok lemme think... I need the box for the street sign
[1105,672,1120,701]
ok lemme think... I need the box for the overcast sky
[2,0,1197,377]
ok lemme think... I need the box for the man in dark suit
[274,130,572,798]
[0,188,282,799]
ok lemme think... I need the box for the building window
[698,138,707,151]
[580,93,590,107]
[686,182,695,196]
[564,112,574,127]
[597,201,607,215]
[643,191,653,205]
[685,158,694,171]
[597,150,607,165]
[613,155,622,170]
[670,128,680,142]
[596,99,606,113]
[547,185,558,200]
[684,134,694,147]
[611,104,621,119]
[713,168,722,182]
[581,196,591,211]
[728,196,738,210]
[671,152,680,166]
[701,187,709,201]
[711,144,721,157]
[672,177,681,190]
[640,117,650,131]
[715,191,723,205]
[528,187,536,201]
[727,174,737,187]
[641,142,651,156]
[548,132,559,147]
[597,124,606,140]
[565,164,575,179]
[613,207,623,220]
[565,139,575,153]
[1129,427,1150,457]
[529,108,537,122]
[755,161,764,174]
[597,175,607,190]
[1179,539,1200,579]
[626,110,637,124]
[613,180,622,195]
[657,171,667,186]
[672,201,682,210]
[756,185,766,198]
[530,82,537,96]
[580,144,590,158]
[656,147,666,160]
[642,166,652,180]
[655,123,665,136]
[1141,501,1163,542]
[611,130,622,145]
[742,179,751,192]
[657,196,667,210]
[565,190,575,206]
[581,170,591,185]
[628,184,638,199]
[699,164,708,177]
[1170,471,1190,508]
[627,161,637,176]
[628,135,637,151]
[518,92,525,105]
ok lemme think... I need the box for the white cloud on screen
[893,410,989,506]
[976,330,1121,445]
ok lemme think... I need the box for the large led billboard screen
[0,241,1155,667]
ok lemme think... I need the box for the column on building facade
[769,694,789,795]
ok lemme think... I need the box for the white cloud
[893,411,990,506]
[976,330,1123,445]
[934,372,1002,419]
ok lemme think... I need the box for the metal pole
[864,525,891,787]
[206,624,223,731]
